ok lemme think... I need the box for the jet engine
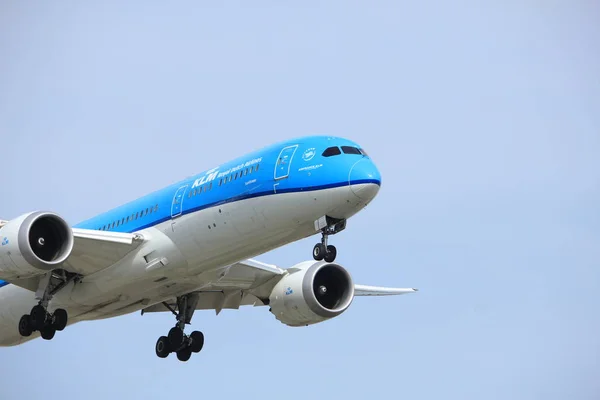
[0,212,74,280]
[269,261,355,327]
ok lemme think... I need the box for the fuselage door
[171,185,188,219]
[274,145,298,180]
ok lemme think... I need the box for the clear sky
[1,1,599,399]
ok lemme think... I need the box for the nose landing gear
[312,217,346,263]
[313,241,337,263]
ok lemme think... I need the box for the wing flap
[142,291,267,315]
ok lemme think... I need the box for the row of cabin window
[98,204,159,231]
[188,163,261,199]
[188,182,213,198]
[219,163,260,186]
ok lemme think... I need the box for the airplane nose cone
[349,158,381,201]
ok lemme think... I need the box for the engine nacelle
[0,212,74,280]
[269,261,355,327]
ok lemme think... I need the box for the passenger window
[145,208,149,216]
[322,147,341,157]
[341,146,362,155]
[209,182,213,190]
[126,216,130,223]
[255,164,259,172]
[154,205,158,212]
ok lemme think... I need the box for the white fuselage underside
[0,184,374,346]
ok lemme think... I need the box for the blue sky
[1,1,599,399]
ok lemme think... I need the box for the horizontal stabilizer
[354,285,418,296]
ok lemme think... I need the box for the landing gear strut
[312,217,346,263]
[155,293,204,362]
[18,270,75,340]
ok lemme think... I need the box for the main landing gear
[19,306,67,340]
[18,270,76,340]
[156,293,204,362]
[312,217,346,263]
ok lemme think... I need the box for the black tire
[53,309,68,331]
[177,347,192,362]
[168,327,184,349]
[324,245,337,263]
[30,305,47,331]
[40,326,56,340]
[313,243,326,261]
[18,315,33,337]
[190,331,204,353]
[155,336,170,358]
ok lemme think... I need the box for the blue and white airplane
[0,136,416,361]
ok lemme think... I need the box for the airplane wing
[141,259,285,315]
[354,285,418,296]
[5,228,146,292]
[64,228,146,275]
[141,259,416,315]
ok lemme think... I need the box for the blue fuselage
[75,136,381,234]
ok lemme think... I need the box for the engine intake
[28,214,72,264]
[0,212,74,280]
[269,261,355,327]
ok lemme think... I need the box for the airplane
[0,135,417,362]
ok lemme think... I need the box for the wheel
[52,309,68,331]
[313,243,326,261]
[18,315,33,337]
[40,326,56,340]
[190,331,204,353]
[155,336,171,358]
[168,327,184,349]
[324,245,337,263]
[30,305,47,331]
[176,347,192,362]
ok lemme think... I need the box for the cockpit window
[341,146,362,155]
[322,146,342,157]
[359,148,368,156]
